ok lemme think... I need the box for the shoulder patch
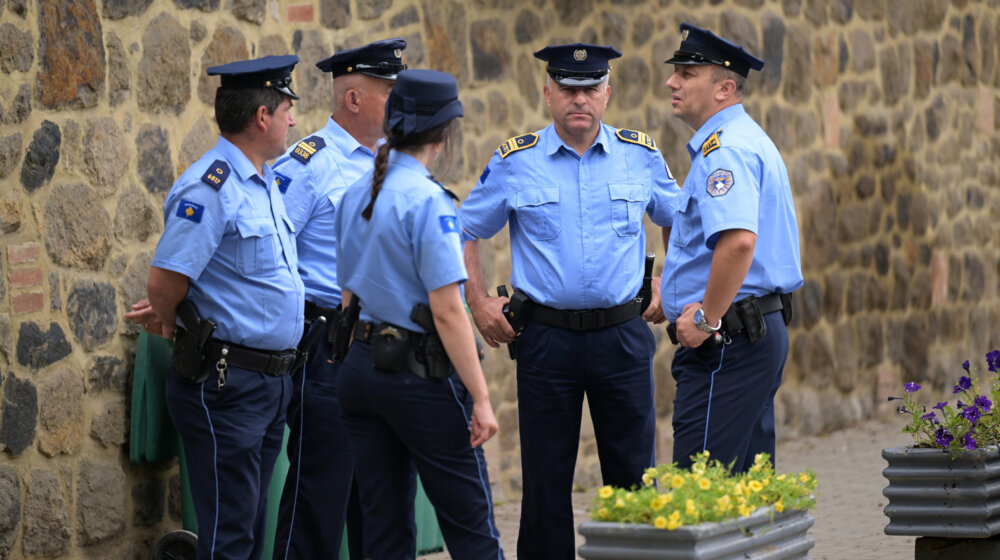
[615,128,656,150]
[701,130,722,157]
[175,200,205,223]
[439,215,459,234]
[274,171,292,194]
[200,160,230,190]
[706,169,734,197]
[290,135,326,164]
[498,133,538,159]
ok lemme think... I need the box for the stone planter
[882,445,1000,538]
[577,507,815,560]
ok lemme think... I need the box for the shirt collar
[215,136,269,185]
[324,117,377,158]
[542,122,611,157]
[687,103,745,160]
[388,149,430,174]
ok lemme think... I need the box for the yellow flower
[749,465,761,473]
[598,486,613,499]
[645,467,659,477]
[597,507,610,519]
[650,496,666,512]
[800,473,811,483]
[748,480,764,493]
[625,492,635,502]
[666,511,683,530]
[774,501,785,513]
[685,499,697,515]
[776,474,787,482]
[738,504,751,517]
[733,482,745,495]
[698,478,712,490]
[670,475,685,489]
[659,474,671,487]
[653,515,668,529]
[716,495,731,513]
[663,492,674,504]
[614,498,625,509]
[642,473,654,487]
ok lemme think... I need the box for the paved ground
[423,415,916,559]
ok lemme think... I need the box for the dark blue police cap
[385,69,463,137]
[533,43,622,86]
[206,54,300,99]
[664,23,764,78]
[315,38,407,80]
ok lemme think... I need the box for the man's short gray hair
[711,65,745,98]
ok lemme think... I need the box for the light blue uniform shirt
[459,122,677,310]
[335,151,467,333]
[273,118,378,308]
[661,104,803,321]
[152,136,305,351]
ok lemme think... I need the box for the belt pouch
[780,293,794,326]
[371,324,410,372]
[171,330,210,383]
[736,297,767,344]
[416,333,452,380]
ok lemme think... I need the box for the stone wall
[1,0,999,557]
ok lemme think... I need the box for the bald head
[331,73,395,151]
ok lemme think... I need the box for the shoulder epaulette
[428,174,459,201]
[290,135,326,164]
[701,130,722,157]
[616,128,656,150]
[497,133,539,159]
[200,160,230,190]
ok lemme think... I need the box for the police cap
[664,23,764,78]
[206,54,300,100]
[315,38,407,80]
[533,43,622,87]
[385,69,463,137]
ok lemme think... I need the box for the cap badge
[394,49,402,58]
[346,66,353,72]
[573,48,588,61]
[681,29,689,40]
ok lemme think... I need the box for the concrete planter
[577,507,815,560]
[882,445,1000,538]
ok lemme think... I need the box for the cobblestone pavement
[423,415,916,559]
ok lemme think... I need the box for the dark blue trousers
[515,316,656,560]
[337,341,504,560]
[273,323,363,560]
[166,364,290,560]
[671,311,788,473]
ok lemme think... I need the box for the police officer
[270,38,406,560]
[142,56,304,560]
[660,23,803,473]
[334,69,504,560]
[459,44,677,560]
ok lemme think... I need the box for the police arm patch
[701,131,721,157]
[290,135,326,164]
[498,133,538,158]
[706,169,734,197]
[615,128,656,150]
[275,171,292,194]
[175,200,205,223]
[439,215,459,234]
[479,165,491,183]
[200,160,230,190]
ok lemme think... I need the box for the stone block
[0,132,21,180]
[320,0,350,28]
[0,196,22,233]
[471,19,511,81]
[10,267,42,289]
[514,9,541,45]
[197,27,249,105]
[78,458,127,545]
[132,473,165,527]
[759,12,785,95]
[82,117,129,197]
[422,0,468,85]
[88,355,129,393]
[22,468,71,557]
[357,0,391,20]
[0,464,19,559]
[114,186,161,242]
[138,12,190,114]
[15,321,71,369]
[11,292,43,314]
[230,0,265,23]
[288,29,328,114]
[0,373,36,454]
[3,83,31,125]
[258,34,288,57]
[49,271,61,311]
[44,182,113,270]
[136,124,174,192]
[66,279,118,351]
[783,25,811,103]
[91,400,127,447]
[102,0,154,18]
[614,58,650,110]
[287,4,313,22]
[0,22,33,73]
[390,5,418,28]
[552,0,592,26]
[38,368,85,457]
[190,20,207,42]
[0,314,11,361]
[37,0,105,109]
[20,120,61,193]
[175,0,220,9]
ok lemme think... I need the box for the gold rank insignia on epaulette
[616,128,656,150]
[498,133,538,158]
[290,135,326,164]
[200,159,230,190]
[701,130,722,157]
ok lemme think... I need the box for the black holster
[410,303,452,381]
[331,297,361,362]
[172,300,216,383]
[371,324,412,372]
[734,297,767,344]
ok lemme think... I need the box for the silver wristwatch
[693,307,722,334]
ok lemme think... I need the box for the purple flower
[963,360,971,371]
[953,376,973,394]
[964,432,977,450]
[935,427,954,447]
[921,412,937,424]
[975,395,993,413]
[933,402,948,411]
[958,400,967,409]
[987,350,1000,373]
[963,406,982,424]
[905,382,921,393]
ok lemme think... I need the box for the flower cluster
[590,451,817,530]
[894,350,1000,454]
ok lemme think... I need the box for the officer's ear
[251,104,270,132]
[344,88,362,114]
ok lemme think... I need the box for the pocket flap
[236,216,276,238]
[608,182,644,202]
[516,187,559,207]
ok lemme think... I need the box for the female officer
[334,69,504,560]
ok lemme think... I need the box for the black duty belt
[530,299,642,331]
[305,300,341,324]
[721,293,790,335]
[353,319,424,347]
[201,338,298,377]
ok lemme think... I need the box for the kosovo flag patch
[176,200,205,223]
[275,171,292,194]
[439,215,458,234]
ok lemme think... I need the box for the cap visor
[550,74,609,87]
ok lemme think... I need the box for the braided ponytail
[361,141,392,220]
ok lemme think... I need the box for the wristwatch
[693,307,722,334]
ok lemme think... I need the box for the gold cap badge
[573,49,587,61]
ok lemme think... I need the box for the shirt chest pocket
[670,190,695,248]
[515,186,560,241]
[608,183,645,237]
[235,217,282,277]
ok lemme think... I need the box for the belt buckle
[577,311,598,331]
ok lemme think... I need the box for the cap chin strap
[546,68,610,87]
